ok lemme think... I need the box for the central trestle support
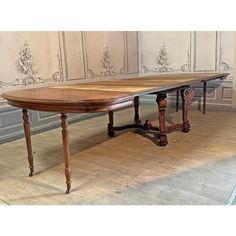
[107,87,194,146]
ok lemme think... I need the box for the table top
[1,72,229,113]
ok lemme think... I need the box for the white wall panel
[194,31,217,71]
[140,31,191,73]
[218,31,234,80]
[126,32,139,74]
[84,31,126,78]
[62,32,85,80]
[0,31,62,102]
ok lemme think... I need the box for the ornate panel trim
[0,42,63,88]
[218,32,233,73]
[84,32,126,79]
[217,32,234,81]
[219,46,233,72]
[218,32,233,81]
[142,44,191,73]
[87,46,126,78]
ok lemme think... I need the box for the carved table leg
[134,96,141,124]
[156,93,168,146]
[60,113,72,194]
[22,109,34,177]
[181,87,194,132]
[107,111,115,137]
[203,81,207,114]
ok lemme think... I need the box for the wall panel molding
[193,31,217,72]
[140,31,192,74]
[193,87,216,99]
[222,87,232,100]
[38,111,59,120]
[126,31,139,74]
[83,31,127,78]
[62,31,86,80]
[217,31,234,80]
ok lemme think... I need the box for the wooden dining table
[1,72,228,193]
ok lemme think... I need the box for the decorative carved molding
[219,46,233,72]
[16,42,39,78]
[87,69,95,78]
[142,44,191,73]
[156,44,174,72]
[87,46,125,78]
[101,47,115,76]
[119,67,125,75]
[180,50,191,72]
[0,42,63,89]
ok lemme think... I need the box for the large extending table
[1,72,228,193]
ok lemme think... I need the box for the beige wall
[140,31,234,75]
[0,32,62,102]
[140,31,234,108]
[140,31,191,73]
[0,31,139,105]
[0,31,234,108]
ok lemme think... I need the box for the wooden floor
[0,104,236,205]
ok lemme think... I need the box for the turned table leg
[22,109,34,177]
[60,113,72,194]
[134,96,141,124]
[181,87,194,132]
[107,110,115,137]
[156,93,168,146]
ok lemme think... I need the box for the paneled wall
[0,32,63,143]
[140,31,234,110]
[0,32,62,99]
[0,31,234,143]
[61,31,139,81]
[0,31,139,143]
[141,31,191,73]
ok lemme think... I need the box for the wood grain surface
[1,72,228,113]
